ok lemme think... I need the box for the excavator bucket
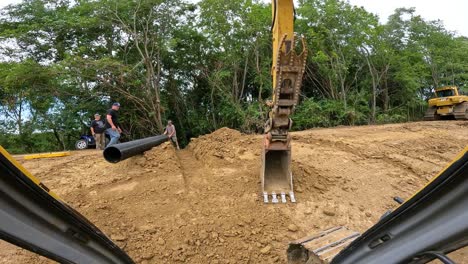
[261,33,307,204]
[262,0,307,204]
[262,147,295,203]
[287,226,360,264]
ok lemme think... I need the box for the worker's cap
[94,113,101,116]
[112,102,121,107]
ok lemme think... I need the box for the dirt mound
[24,143,181,197]
[141,142,181,173]
[1,121,467,263]
[113,142,179,171]
[190,127,260,166]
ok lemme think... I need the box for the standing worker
[163,120,180,150]
[90,113,106,150]
[105,102,122,147]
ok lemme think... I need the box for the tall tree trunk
[239,54,248,102]
[430,62,439,88]
[340,79,347,110]
[364,56,377,123]
[167,70,185,139]
[52,128,65,151]
[232,64,239,100]
[383,74,389,112]
[255,48,263,102]
[153,49,164,132]
[210,84,217,129]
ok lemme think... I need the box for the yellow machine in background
[23,151,71,160]
[424,86,468,120]
[262,0,307,203]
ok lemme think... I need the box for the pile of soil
[140,142,181,173]
[189,127,259,166]
[1,121,467,263]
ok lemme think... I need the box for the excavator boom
[262,0,307,203]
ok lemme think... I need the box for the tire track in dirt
[299,137,424,185]
[296,128,461,186]
[175,149,210,192]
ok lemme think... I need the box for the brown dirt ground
[1,121,467,264]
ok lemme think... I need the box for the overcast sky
[0,0,467,36]
[348,0,467,36]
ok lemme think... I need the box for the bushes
[240,102,266,133]
[292,98,369,130]
[292,95,428,129]
[0,132,61,154]
[376,113,407,124]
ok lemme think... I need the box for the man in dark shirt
[105,102,122,147]
[90,113,106,150]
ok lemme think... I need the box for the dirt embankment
[1,121,467,263]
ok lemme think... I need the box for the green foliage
[292,99,331,129]
[292,96,369,130]
[0,132,61,154]
[0,0,467,153]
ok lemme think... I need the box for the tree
[297,0,378,110]
[0,0,466,152]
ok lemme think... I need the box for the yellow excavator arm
[262,0,307,203]
[271,0,294,88]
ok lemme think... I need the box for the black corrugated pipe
[103,135,169,163]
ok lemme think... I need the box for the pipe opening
[103,147,122,163]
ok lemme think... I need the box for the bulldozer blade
[261,148,295,203]
[287,226,360,264]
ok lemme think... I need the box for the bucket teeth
[262,192,296,203]
[271,192,279,203]
[281,192,287,203]
[289,192,296,203]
